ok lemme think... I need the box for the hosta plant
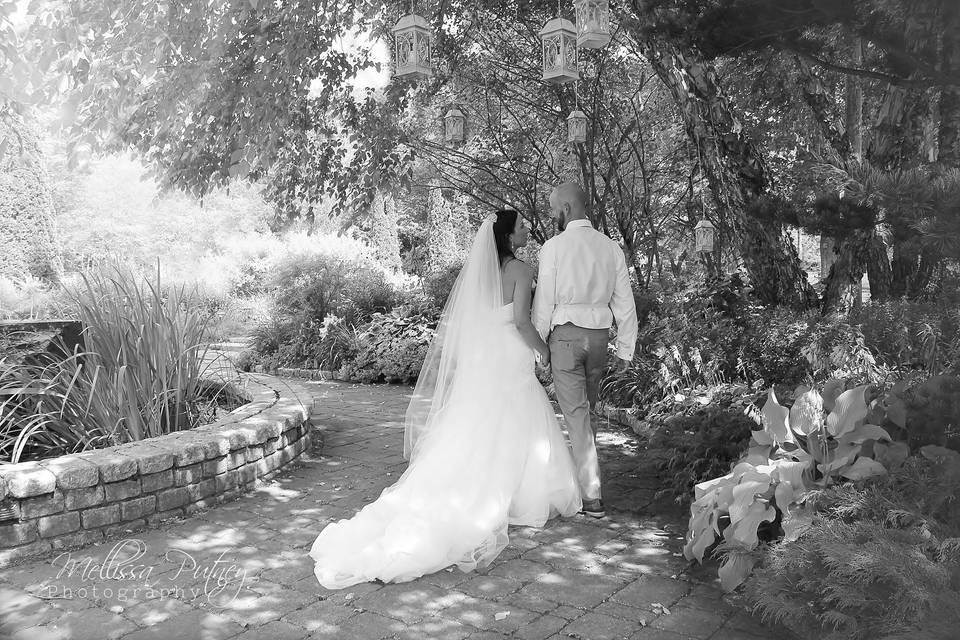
[683,381,903,591]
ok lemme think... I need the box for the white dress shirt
[532,219,638,361]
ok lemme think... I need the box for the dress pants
[548,322,609,501]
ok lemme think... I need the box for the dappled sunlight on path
[0,381,793,640]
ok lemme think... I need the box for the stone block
[64,485,104,510]
[156,487,190,511]
[119,495,156,521]
[0,521,38,547]
[227,449,246,470]
[20,490,65,518]
[0,476,6,501]
[78,450,137,482]
[38,511,81,538]
[216,426,250,451]
[140,469,174,493]
[245,445,264,462]
[238,465,257,487]
[186,479,216,501]
[103,478,141,502]
[174,463,203,486]
[81,504,120,529]
[214,470,239,494]
[116,442,174,474]
[2,462,57,498]
[170,439,207,467]
[202,456,230,477]
[39,456,100,490]
[263,438,278,456]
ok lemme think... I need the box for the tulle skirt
[309,334,582,589]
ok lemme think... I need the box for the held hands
[614,357,631,373]
[536,348,551,368]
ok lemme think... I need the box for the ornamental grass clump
[0,266,216,462]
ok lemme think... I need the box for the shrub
[423,262,462,310]
[269,252,397,328]
[850,297,960,376]
[745,454,960,640]
[643,384,764,505]
[342,310,436,384]
[683,381,899,591]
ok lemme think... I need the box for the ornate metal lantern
[567,109,587,143]
[574,0,611,49]
[444,107,465,143]
[392,14,432,79]
[539,18,579,83]
[694,219,715,253]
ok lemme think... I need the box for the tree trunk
[643,42,816,309]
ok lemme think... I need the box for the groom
[533,182,638,518]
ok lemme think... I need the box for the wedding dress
[309,216,582,590]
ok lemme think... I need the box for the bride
[310,209,582,589]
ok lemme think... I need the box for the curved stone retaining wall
[0,374,318,567]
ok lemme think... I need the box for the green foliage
[745,454,960,640]
[269,251,396,328]
[0,109,61,283]
[422,262,462,311]
[849,296,960,375]
[341,310,436,384]
[684,381,897,591]
[644,384,764,505]
[0,266,220,462]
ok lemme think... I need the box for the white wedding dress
[309,217,582,589]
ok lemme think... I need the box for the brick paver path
[0,381,787,640]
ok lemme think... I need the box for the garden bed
[0,374,320,567]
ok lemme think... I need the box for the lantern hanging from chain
[694,219,715,253]
[539,17,579,83]
[567,110,587,144]
[574,0,611,49]
[392,13,432,79]
[444,107,465,144]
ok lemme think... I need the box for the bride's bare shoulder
[503,258,533,280]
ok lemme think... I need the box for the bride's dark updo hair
[492,209,519,266]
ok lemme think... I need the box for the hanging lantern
[444,107,465,143]
[574,0,611,49]
[392,14,432,79]
[539,18,579,83]
[567,109,587,143]
[694,219,715,253]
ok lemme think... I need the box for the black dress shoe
[580,499,605,518]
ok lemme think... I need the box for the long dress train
[309,302,582,589]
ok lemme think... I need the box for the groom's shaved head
[549,182,588,231]
[553,182,588,212]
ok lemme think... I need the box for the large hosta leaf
[761,389,794,445]
[729,479,772,524]
[789,388,823,436]
[840,456,887,481]
[825,385,870,437]
[724,500,776,549]
[821,378,846,412]
[684,492,720,562]
[718,550,759,593]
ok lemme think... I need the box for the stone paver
[0,380,796,640]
